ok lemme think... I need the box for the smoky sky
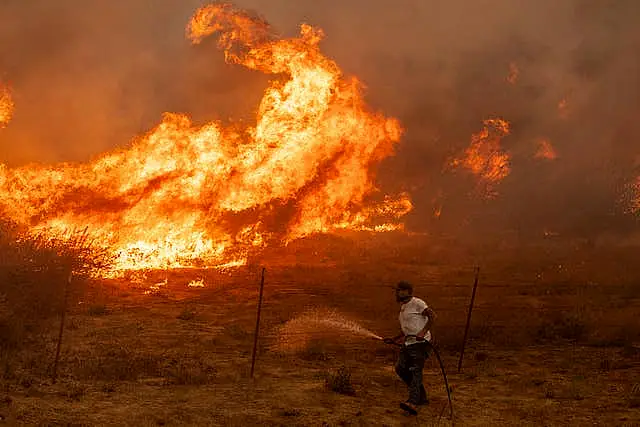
[0,0,639,239]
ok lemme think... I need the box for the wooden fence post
[458,266,480,373]
[250,267,266,378]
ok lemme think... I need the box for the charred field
[0,232,639,426]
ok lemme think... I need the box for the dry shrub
[72,343,163,381]
[64,381,88,401]
[223,324,251,339]
[325,366,355,396]
[162,358,216,385]
[622,343,640,358]
[177,307,197,321]
[628,384,640,408]
[301,339,329,361]
[569,376,586,401]
[467,319,495,343]
[0,221,112,375]
[536,310,590,342]
[278,408,302,417]
[71,343,216,385]
[87,304,109,316]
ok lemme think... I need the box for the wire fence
[32,261,636,386]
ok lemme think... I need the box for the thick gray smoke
[0,0,638,240]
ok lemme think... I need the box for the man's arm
[383,332,405,345]
[391,332,405,343]
[416,306,436,339]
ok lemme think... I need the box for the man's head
[395,281,413,303]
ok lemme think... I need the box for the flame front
[0,4,409,275]
[0,84,13,128]
[450,119,511,197]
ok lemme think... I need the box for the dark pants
[395,342,431,405]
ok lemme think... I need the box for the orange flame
[506,62,519,85]
[625,177,640,214]
[0,84,13,128]
[450,119,511,197]
[534,138,557,160]
[187,278,205,288]
[0,4,409,275]
[558,98,569,119]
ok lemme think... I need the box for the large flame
[0,4,409,275]
[450,118,511,198]
[0,84,13,128]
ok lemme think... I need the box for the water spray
[273,309,382,352]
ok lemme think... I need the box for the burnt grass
[0,232,639,426]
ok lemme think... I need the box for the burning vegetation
[506,62,519,85]
[0,4,410,276]
[535,139,558,161]
[623,176,640,214]
[0,84,13,128]
[450,119,511,198]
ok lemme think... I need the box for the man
[384,281,436,415]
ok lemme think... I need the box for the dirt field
[1,234,639,426]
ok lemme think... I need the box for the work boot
[418,396,429,406]
[419,387,429,405]
[400,401,418,415]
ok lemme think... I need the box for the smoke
[0,0,267,164]
[273,0,640,239]
[1,0,639,239]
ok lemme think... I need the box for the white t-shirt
[399,297,432,346]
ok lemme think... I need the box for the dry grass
[628,384,640,408]
[0,220,111,380]
[535,310,590,342]
[177,307,198,321]
[0,233,638,425]
[87,304,109,316]
[162,358,216,385]
[301,339,330,361]
[72,343,164,381]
